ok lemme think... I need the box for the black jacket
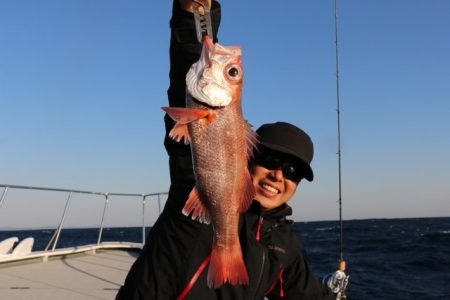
[117,1,334,299]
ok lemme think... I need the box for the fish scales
[189,95,247,244]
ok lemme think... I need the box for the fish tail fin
[207,242,249,288]
[182,187,211,224]
[239,171,255,213]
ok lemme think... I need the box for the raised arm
[164,0,221,188]
[115,3,221,299]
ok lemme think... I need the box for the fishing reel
[323,269,349,299]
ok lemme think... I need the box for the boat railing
[0,184,168,252]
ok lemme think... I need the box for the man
[117,1,346,299]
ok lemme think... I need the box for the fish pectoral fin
[182,187,211,224]
[239,171,255,213]
[169,123,191,145]
[162,106,213,124]
[205,111,216,124]
[162,107,216,144]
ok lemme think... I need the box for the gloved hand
[323,270,349,299]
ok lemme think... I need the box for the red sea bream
[162,36,255,288]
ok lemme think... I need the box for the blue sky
[1,0,449,228]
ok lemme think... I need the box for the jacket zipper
[264,266,285,298]
[257,214,286,298]
[255,215,266,294]
[256,216,264,241]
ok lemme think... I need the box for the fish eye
[225,64,242,81]
[228,67,239,77]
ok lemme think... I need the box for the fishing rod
[333,0,351,298]
[334,0,345,271]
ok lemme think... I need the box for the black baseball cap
[256,122,314,181]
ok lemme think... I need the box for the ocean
[1,217,449,299]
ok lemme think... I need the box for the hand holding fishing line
[180,0,213,43]
[180,0,210,12]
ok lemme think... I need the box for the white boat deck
[0,248,138,300]
[0,184,166,300]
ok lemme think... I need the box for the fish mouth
[202,35,214,65]
[202,35,233,59]
[185,36,238,107]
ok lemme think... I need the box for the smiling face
[250,160,300,211]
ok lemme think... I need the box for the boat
[0,184,167,300]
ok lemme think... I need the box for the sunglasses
[253,152,303,182]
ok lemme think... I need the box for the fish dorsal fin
[182,187,211,224]
[239,171,255,213]
[238,121,257,213]
[245,121,258,161]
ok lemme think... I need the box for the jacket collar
[249,201,293,220]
